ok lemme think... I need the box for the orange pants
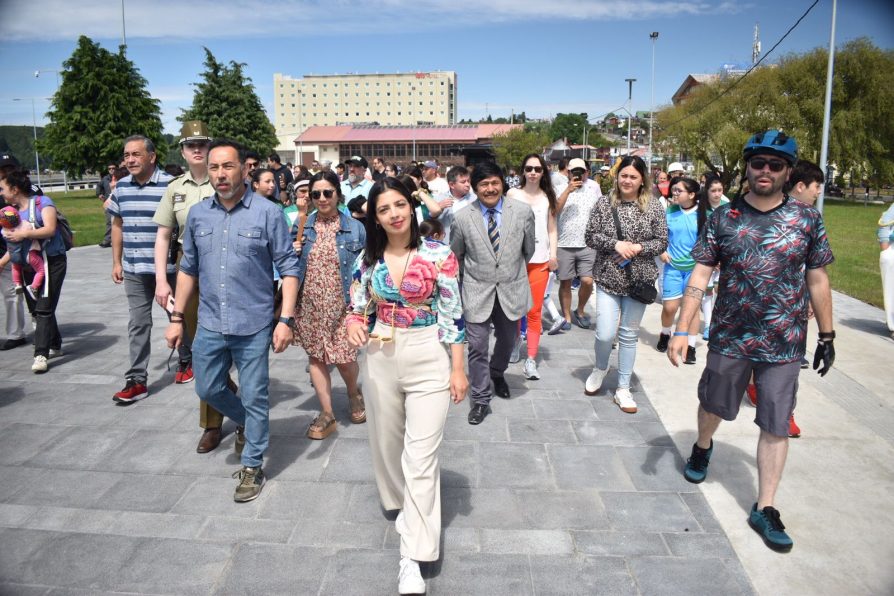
[524,262,550,358]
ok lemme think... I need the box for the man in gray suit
[451,162,536,425]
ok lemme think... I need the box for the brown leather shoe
[196,427,222,453]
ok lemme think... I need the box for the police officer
[152,121,228,453]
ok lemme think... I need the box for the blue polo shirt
[107,167,175,276]
[180,186,301,336]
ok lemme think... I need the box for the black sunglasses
[524,166,543,173]
[310,189,336,200]
[749,158,787,173]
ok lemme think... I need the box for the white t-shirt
[427,176,449,196]
[554,178,603,248]
[508,188,551,263]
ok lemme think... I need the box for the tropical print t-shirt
[692,196,834,363]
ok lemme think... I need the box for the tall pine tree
[38,36,165,177]
[180,48,277,156]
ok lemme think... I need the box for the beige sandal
[307,411,337,440]
[348,391,366,424]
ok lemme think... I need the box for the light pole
[624,79,636,154]
[817,0,837,214]
[648,32,659,171]
[12,98,43,189]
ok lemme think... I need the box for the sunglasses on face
[749,158,787,173]
[310,189,336,200]
[524,165,543,173]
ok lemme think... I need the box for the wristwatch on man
[278,315,295,327]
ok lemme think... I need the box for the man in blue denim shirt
[166,139,300,502]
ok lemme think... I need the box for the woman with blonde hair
[583,155,667,413]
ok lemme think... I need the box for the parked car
[825,182,843,197]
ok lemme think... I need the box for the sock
[688,335,697,347]
[661,326,672,335]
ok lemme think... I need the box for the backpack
[30,195,74,251]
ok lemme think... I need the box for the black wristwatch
[278,316,295,327]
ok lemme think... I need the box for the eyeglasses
[671,188,689,195]
[749,158,787,173]
[364,300,395,343]
[245,161,259,169]
[310,189,336,200]
[524,166,543,173]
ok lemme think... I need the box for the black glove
[812,339,835,376]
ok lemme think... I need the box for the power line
[663,0,821,130]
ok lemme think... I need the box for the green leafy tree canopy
[38,36,165,177]
[180,48,277,156]
[492,127,550,171]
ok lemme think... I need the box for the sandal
[348,391,366,424]
[307,411,337,440]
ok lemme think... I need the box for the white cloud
[0,0,742,41]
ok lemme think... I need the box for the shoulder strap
[610,206,625,240]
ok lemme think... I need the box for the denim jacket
[292,210,366,304]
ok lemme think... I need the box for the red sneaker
[175,362,194,384]
[746,384,757,407]
[788,414,801,438]
[113,380,148,403]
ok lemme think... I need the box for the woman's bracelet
[673,331,689,337]
[169,318,184,324]
[171,310,185,319]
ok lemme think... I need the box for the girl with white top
[507,154,558,380]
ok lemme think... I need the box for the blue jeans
[192,323,272,468]
[593,288,648,389]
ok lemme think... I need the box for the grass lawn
[44,190,888,308]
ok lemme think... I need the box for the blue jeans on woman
[594,288,648,389]
[192,323,273,469]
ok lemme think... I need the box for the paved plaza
[1,246,892,595]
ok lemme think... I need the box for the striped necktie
[487,208,499,253]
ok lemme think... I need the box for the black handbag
[610,207,657,305]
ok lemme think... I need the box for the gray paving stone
[319,437,376,483]
[507,418,578,444]
[602,492,700,533]
[529,554,637,595]
[259,480,353,523]
[439,440,478,487]
[515,489,609,530]
[24,427,133,471]
[5,469,124,509]
[114,402,192,429]
[291,520,386,549]
[633,421,677,446]
[384,525,480,553]
[199,516,296,544]
[532,397,598,421]
[680,492,724,533]
[479,528,573,554]
[42,399,128,427]
[444,413,509,441]
[548,444,635,490]
[171,476,270,518]
[573,530,670,556]
[96,429,197,474]
[109,537,234,595]
[25,507,204,541]
[215,543,331,595]
[0,527,55,583]
[0,583,51,595]
[318,548,397,595]
[572,420,647,446]
[262,433,335,481]
[0,503,39,528]
[427,552,533,595]
[0,423,67,466]
[343,482,390,522]
[442,487,526,530]
[616,445,698,492]
[479,442,553,489]
[663,531,738,558]
[93,473,195,513]
[628,556,754,595]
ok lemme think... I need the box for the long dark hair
[697,174,723,233]
[519,153,557,214]
[362,177,420,266]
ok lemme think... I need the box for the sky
[0,0,892,136]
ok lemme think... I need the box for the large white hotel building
[272,71,457,153]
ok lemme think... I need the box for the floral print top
[346,238,465,344]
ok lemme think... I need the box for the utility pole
[625,78,636,154]
[648,32,659,171]
[817,0,837,214]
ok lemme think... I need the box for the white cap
[668,162,684,173]
[568,158,587,171]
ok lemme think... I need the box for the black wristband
[171,310,185,319]
[818,331,836,341]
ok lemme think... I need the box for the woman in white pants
[346,177,467,595]
[879,203,894,339]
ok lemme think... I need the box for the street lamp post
[624,78,636,154]
[12,98,42,189]
[648,32,659,171]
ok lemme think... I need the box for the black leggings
[23,253,66,357]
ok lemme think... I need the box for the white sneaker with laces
[613,387,638,413]
[584,367,607,395]
[31,355,48,373]
[398,556,425,595]
[523,358,540,380]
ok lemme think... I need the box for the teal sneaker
[683,441,712,484]
[748,503,793,552]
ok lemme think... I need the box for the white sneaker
[48,348,64,359]
[523,358,540,380]
[613,387,638,414]
[509,334,524,364]
[398,557,425,595]
[584,367,607,395]
[31,355,48,374]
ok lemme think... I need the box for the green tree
[551,113,589,144]
[38,36,165,177]
[179,48,277,156]
[0,126,47,171]
[492,127,550,171]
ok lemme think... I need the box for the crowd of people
[6,120,892,594]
